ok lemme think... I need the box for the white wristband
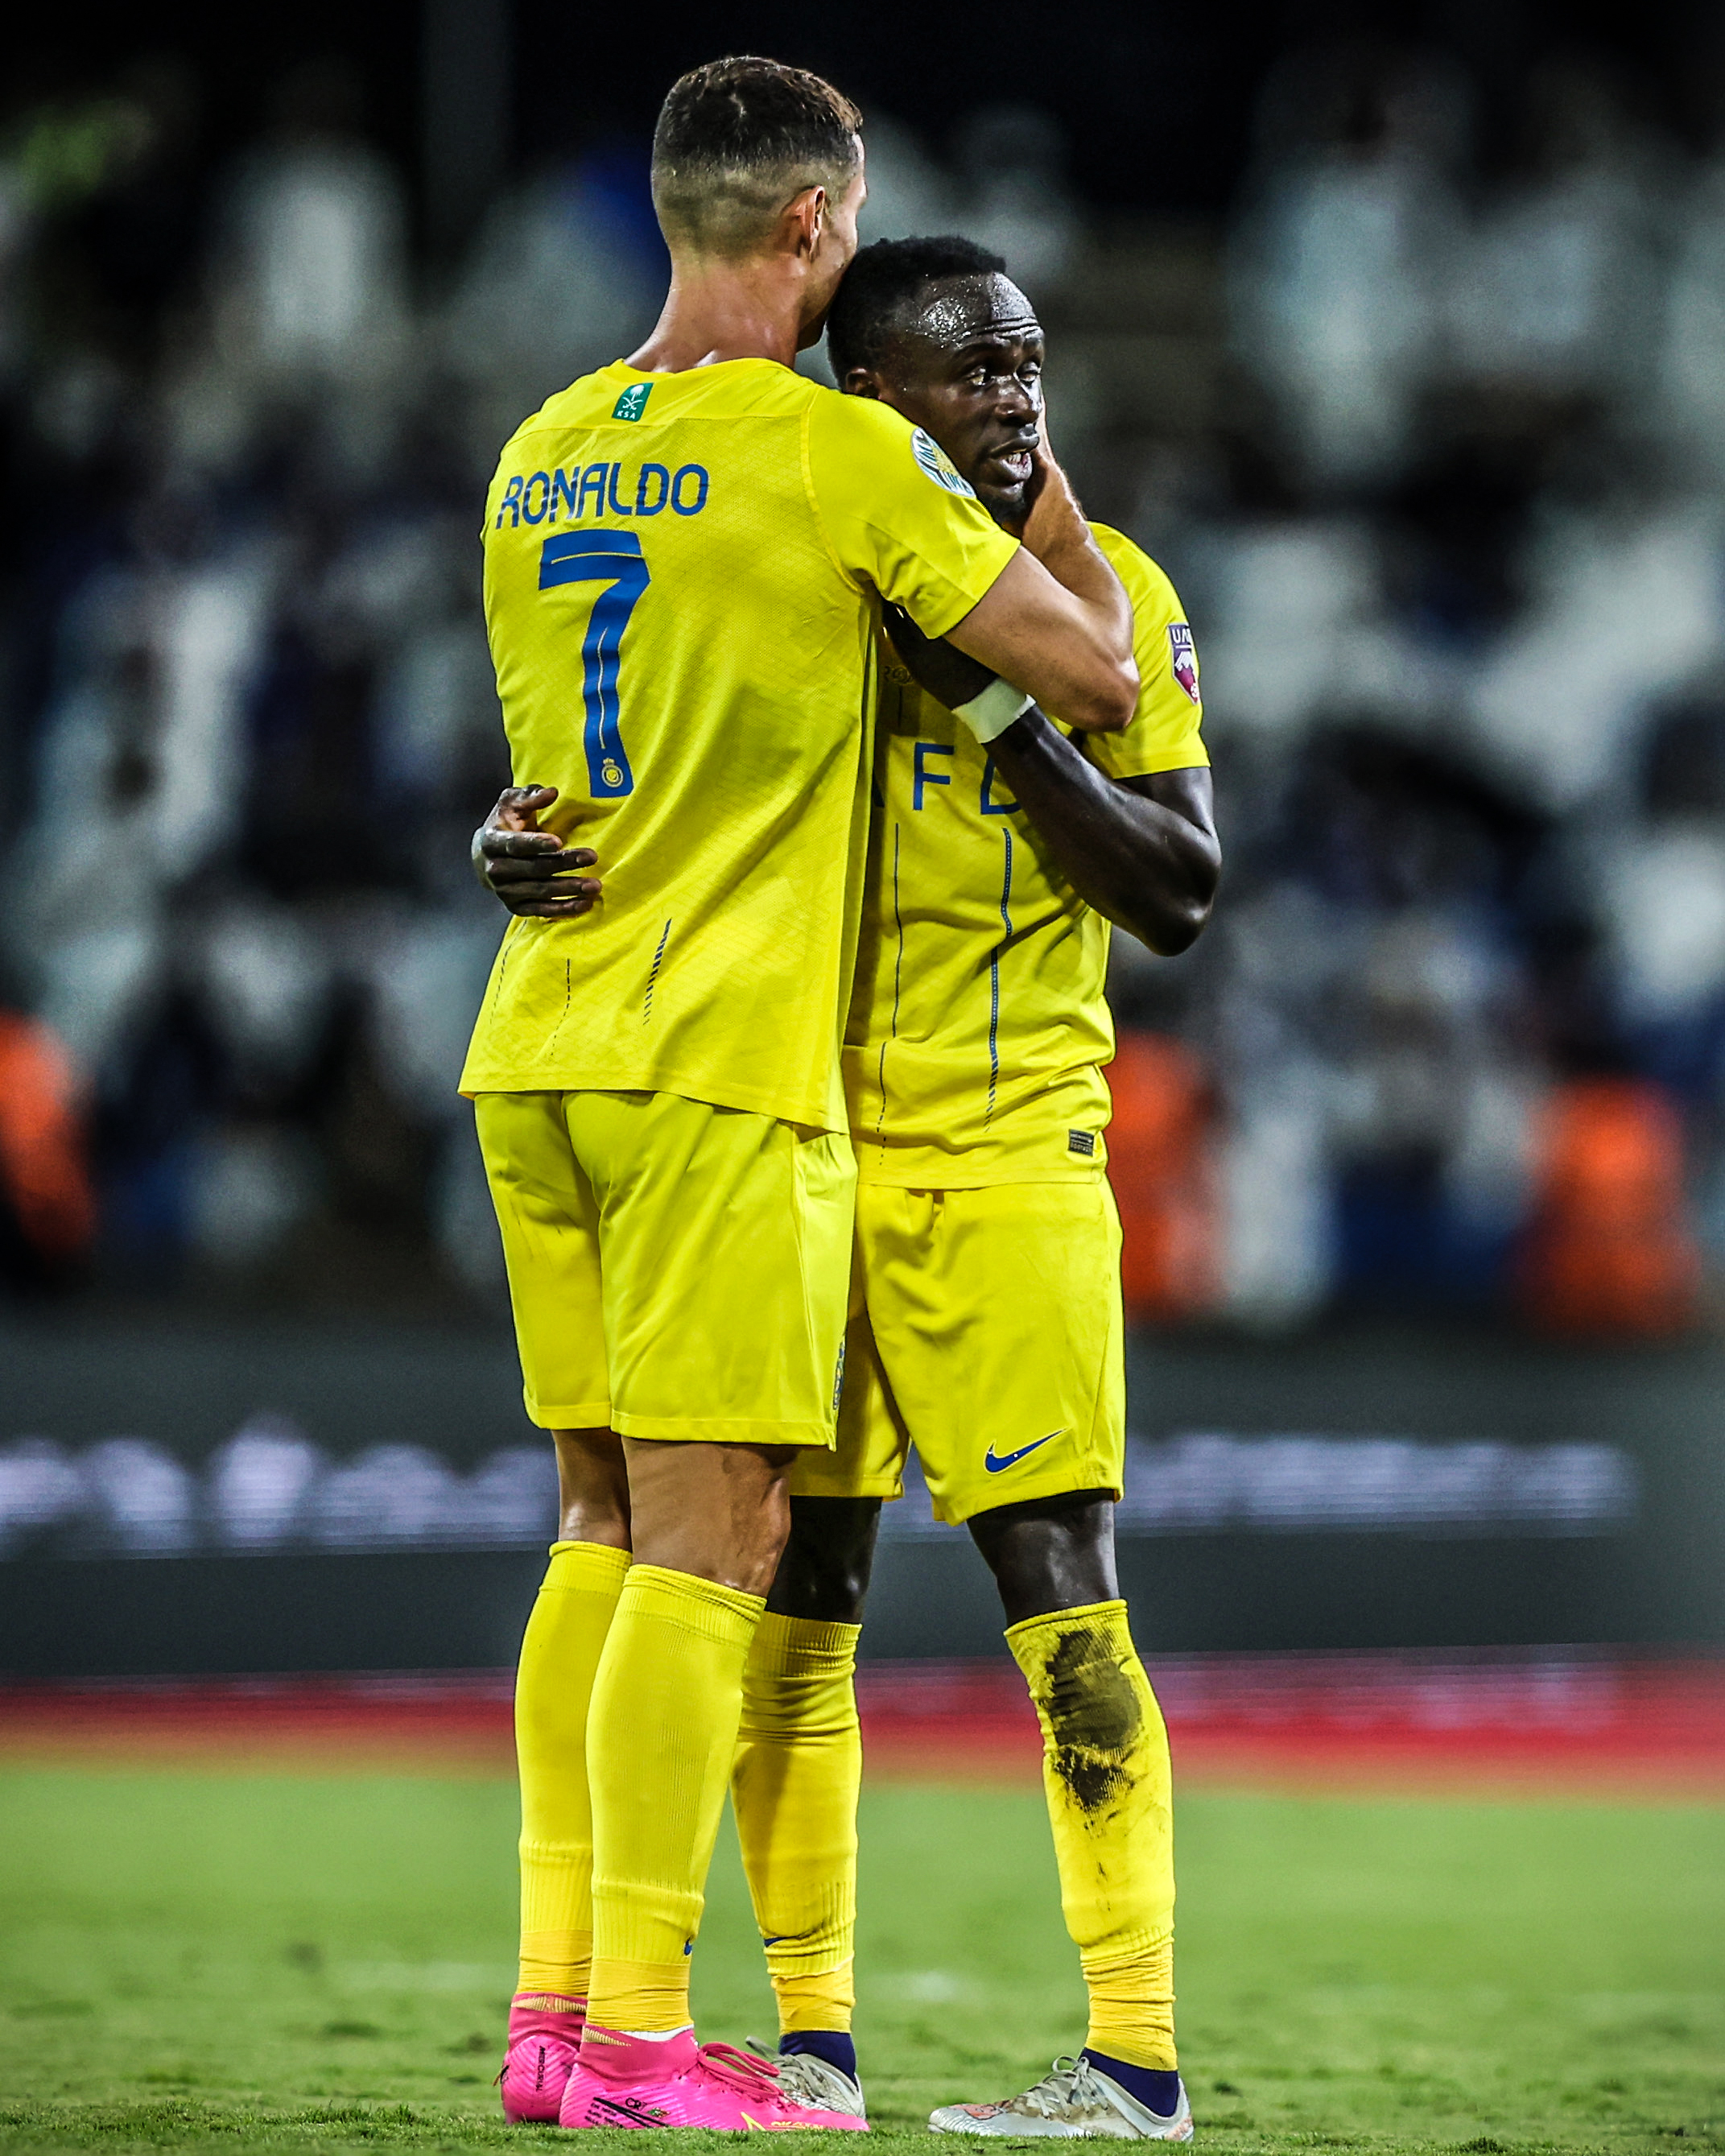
[953,679,1034,745]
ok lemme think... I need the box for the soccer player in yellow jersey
[478,233,1218,2139]
[815,237,1215,2140]
[463,57,1141,2135]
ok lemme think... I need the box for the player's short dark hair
[652,56,863,258]
[824,235,1010,379]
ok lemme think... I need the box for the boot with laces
[930,2054,1192,2139]
[746,2037,868,2122]
[560,2023,869,2130]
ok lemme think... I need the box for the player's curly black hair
[824,235,1009,381]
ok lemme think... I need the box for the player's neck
[626,255,811,374]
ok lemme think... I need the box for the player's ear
[843,366,883,399]
[784,184,828,258]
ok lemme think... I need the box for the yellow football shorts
[790,1178,1125,1523]
[474,1089,855,1446]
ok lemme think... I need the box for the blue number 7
[539,531,651,798]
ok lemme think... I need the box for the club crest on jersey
[1168,622,1199,704]
[613,382,653,422]
[911,427,976,498]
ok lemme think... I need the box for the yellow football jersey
[460,358,1021,1132]
[844,525,1206,1183]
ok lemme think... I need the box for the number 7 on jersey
[539,531,650,798]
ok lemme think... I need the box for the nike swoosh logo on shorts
[984,1431,1064,1474]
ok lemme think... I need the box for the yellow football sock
[514,1539,630,2001]
[1006,1600,1178,2071]
[587,1564,766,2034]
[1080,1936,1176,2071]
[732,1611,861,2034]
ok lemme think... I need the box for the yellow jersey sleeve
[1083,524,1207,777]
[804,393,1021,639]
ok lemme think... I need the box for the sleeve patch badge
[1168,622,1200,704]
[911,427,978,498]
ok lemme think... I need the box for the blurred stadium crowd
[2,43,1723,1332]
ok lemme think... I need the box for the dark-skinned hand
[473,785,603,919]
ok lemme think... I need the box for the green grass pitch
[0,1763,1719,2152]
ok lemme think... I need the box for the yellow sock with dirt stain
[1005,1598,1177,2071]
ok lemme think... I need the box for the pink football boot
[497,1995,584,2123]
[559,2023,869,2131]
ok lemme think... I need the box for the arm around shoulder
[947,549,1139,733]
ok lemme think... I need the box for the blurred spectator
[7,533,270,1079]
[0,1008,95,1289]
[444,144,660,437]
[1230,46,1469,489]
[1447,59,1668,404]
[952,105,1081,299]
[208,60,407,388]
[1192,518,1414,740]
[1110,1033,1218,1321]
[1586,688,1725,1105]
[1519,1080,1701,1332]
[856,115,958,245]
[1464,498,1725,811]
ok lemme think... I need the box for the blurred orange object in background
[0,1013,96,1268]
[1518,1078,1700,1336]
[1108,1030,1219,1322]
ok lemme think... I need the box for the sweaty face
[860,274,1044,523]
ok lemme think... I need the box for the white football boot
[747,2039,869,2122]
[931,2055,1193,2139]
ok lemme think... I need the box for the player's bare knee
[622,1436,796,1594]
[768,1497,880,1623]
[969,1490,1118,1626]
[551,1427,631,1549]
